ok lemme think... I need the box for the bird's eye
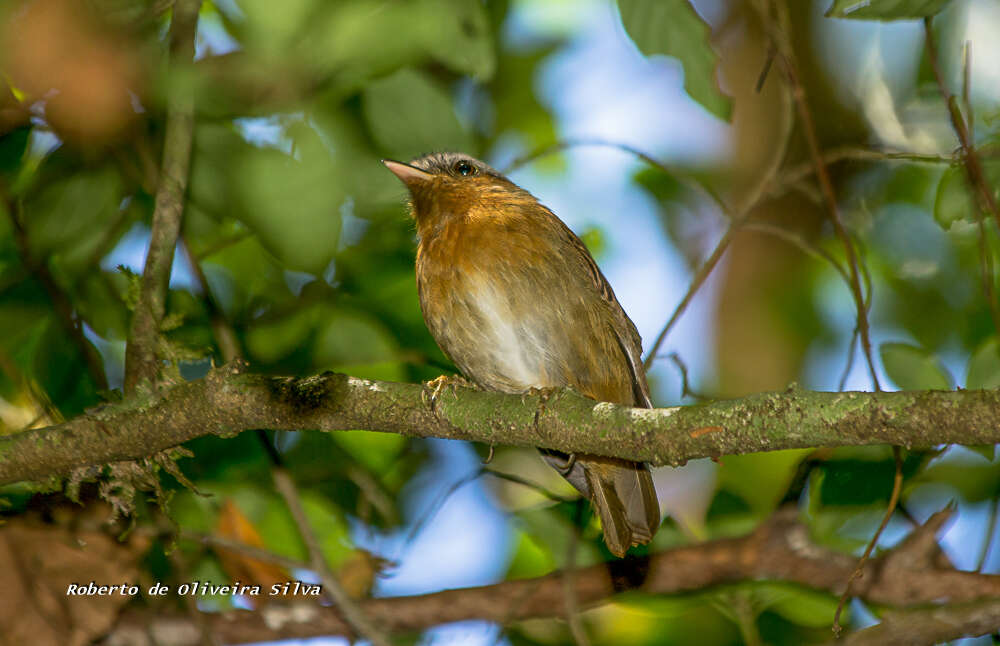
[453,160,476,176]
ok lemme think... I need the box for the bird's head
[382,152,534,234]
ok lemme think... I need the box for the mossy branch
[0,364,998,486]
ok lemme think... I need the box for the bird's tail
[582,456,660,557]
[541,450,660,557]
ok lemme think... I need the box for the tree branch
[0,366,998,486]
[831,599,1000,646]
[106,507,1000,644]
[123,0,201,391]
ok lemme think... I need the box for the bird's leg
[551,451,577,476]
[482,444,495,465]
[525,387,576,473]
[422,374,475,413]
[524,386,559,425]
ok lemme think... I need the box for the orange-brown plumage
[384,152,659,556]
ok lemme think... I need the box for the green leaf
[967,338,1000,389]
[312,308,398,368]
[826,0,953,20]
[715,450,809,516]
[0,126,31,179]
[879,342,953,390]
[363,68,475,159]
[246,302,326,364]
[616,0,730,121]
[23,164,124,274]
[333,430,407,473]
[505,530,556,580]
[756,583,838,628]
[967,445,996,462]
[579,226,606,258]
[489,47,559,148]
[236,123,343,274]
[74,272,129,340]
[235,0,319,59]
[416,0,495,80]
[933,165,976,232]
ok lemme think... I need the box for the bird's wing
[554,215,653,409]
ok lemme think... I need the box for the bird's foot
[422,374,475,413]
[523,386,559,427]
[549,451,578,476]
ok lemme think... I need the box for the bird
[383,152,660,557]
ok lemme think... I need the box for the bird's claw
[524,386,559,427]
[422,374,474,413]
[551,451,577,475]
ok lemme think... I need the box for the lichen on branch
[0,365,998,486]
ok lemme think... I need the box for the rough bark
[1,363,998,486]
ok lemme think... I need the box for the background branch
[123,0,201,391]
[107,507,1000,644]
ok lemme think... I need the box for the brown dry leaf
[0,512,149,646]
[1,0,146,144]
[214,498,291,602]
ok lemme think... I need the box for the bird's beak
[382,159,433,187]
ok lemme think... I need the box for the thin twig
[927,32,1000,338]
[740,221,850,284]
[166,526,219,646]
[768,3,881,392]
[484,468,578,504]
[666,352,709,400]
[773,147,954,198]
[179,530,310,572]
[272,468,393,646]
[643,48,795,370]
[2,193,108,390]
[838,327,861,391]
[833,446,904,636]
[963,41,974,144]
[181,237,243,362]
[924,18,1000,232]
[123,0,202,391]
[504,138,727,213]
[180,243,389,642]
[194,230,254,261]
[563,503,591,646]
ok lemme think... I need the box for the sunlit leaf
[879,342,952,390]
[826,0,953,20]
[755,583,839,629]
[616,0,730,121]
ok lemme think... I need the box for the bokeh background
[2,0,1000,644]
